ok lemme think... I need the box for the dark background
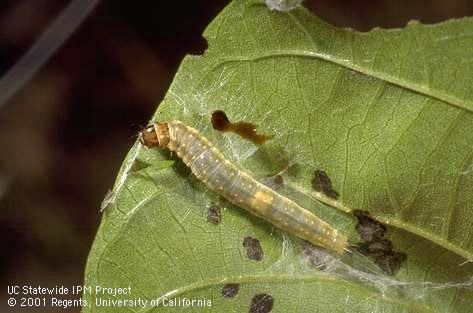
[1,1,472,312]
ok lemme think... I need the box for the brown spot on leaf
[221,283,240,298]
[373,251,407,276]
[211,110,273,145]
[353,209,386,242]
[263,174,284,190]
[272,174,284,186]
[249,293,273,313]
[207,205,221,225]
[353,209,407,275]
[357,239,393,257]
[312,169,339,199]
[243,236,264,261]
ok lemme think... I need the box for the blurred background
[1,1,472,312]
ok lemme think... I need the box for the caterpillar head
[139,122,170,149]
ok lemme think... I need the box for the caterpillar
[139,120,348,255]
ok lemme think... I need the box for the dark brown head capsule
[139,122,170,149]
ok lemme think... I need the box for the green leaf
[83,1,473,312]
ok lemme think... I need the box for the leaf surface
[83,1,473,312]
